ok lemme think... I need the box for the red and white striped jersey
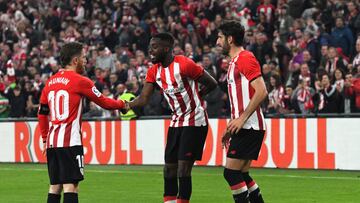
[227,51,265,130]
[146,55,208,127]
[38,69,124,148]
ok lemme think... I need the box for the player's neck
[64,66,76,72]
[229,46,244,59]
[161,55,174,68]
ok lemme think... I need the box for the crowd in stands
[0,0,359,119]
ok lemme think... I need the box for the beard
[152,53,166,64]
[222,41,230,56]
[75,61,85,74]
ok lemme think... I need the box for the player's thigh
[165,127,181,163]
[47,148,61,185]
[178,126,208,161]
[56,146,84,184]
[227,129,265,161]
[225,157,249,170]
[241,160,252,172]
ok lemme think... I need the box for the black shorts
[227,128,265,160]
[165,126,208,163]
[47,146,84,185]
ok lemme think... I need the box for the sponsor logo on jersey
[92,86,101,97]
[163,85,185,94]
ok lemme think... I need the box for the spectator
[303,49,318,74]
[332,68,345,92]
[267,74,285,114]
[0,93,8,116]
[96,45,116,72]
[320,44,329,69]
[346,1,360,42]
[318,74,344,113]
[344,73,357,113]
[325,47,347,75]
[2,86,26,117]
[352,38,360,70]
[292,63,316,89]
[295,78,315,114]
[331,17,354,57]
[277,5,294,42]
[83,101,103,118]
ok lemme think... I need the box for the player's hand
[227,117,245,134]
[221,131,231,149]
[42,143,46,156]
[120,101,130,114]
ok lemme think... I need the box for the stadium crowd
[0,0,359,118]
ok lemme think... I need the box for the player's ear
[72,57,78,65]
[227,36,233,45]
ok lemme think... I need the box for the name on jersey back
[48,77,70,86]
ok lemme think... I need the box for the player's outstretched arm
[80,77,125,110]
[197,70,218,97]
[128,82,154,109]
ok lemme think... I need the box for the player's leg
[176,126,208,202]
[164,127,180,203]
[63,183,79,203]
[164,163,178,203]
[47,148,62,203]
[177,160,194,203]
[224,158,250,203]
[225,129,265,203]
[58,146,84,203]
[242,161,264,203]
[47,184,62,203]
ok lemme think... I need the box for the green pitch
[0,163,359,203]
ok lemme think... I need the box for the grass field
[0,163,359,203]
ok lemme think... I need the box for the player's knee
[49,184,62,194]
[177,163,192,177]
[242,171,252,183]
[223,168,231,182]
[63,183,78,193]
[164,164,177,178]
[224,168,243,186]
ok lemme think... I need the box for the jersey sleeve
[238,53,262,82]
[180,56,204,80]
[39,85,48,104]
[78,76,125,109]
[145,65,157,83]
[38,85,49,141]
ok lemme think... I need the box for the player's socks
[164,177,178,203]
[63,192,78,203]
[242,172,264,203]
[177,176,191,201]
[176,199,190,203]
[224,168,249,203]
[47,193,61,203]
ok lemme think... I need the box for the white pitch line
[0,167,359,181]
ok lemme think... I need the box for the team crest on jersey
[92,86,101,97]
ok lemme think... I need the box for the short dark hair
[218,21,245,46]
[60,42,83,67]
[152,32,175,48]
